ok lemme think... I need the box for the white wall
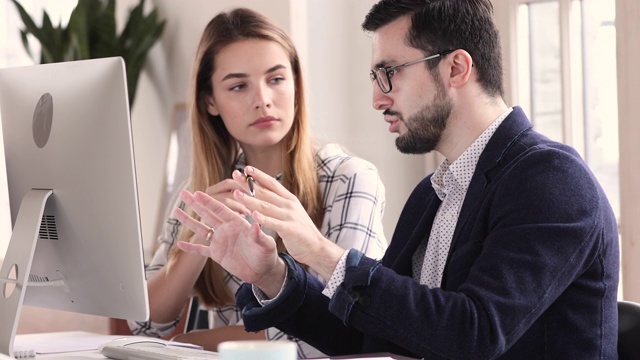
[132,0,297,258]
[132,0,428,257]
[304,0,428,244]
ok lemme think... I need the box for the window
[510,0,623,298]
[515,0,619,219]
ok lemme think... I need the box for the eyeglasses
[370,50,454,94]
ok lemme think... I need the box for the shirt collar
[431,107,513,199]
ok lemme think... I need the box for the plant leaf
[11,0,165,110]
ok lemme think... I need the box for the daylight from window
[517,0,619,219]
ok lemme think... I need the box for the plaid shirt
[129,143,387,359]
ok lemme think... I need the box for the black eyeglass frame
[370,50,455,94]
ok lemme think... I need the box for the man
[175,0,619,358]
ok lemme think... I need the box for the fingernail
[245,166,253,175]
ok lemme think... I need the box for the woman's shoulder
[315,143,379,178]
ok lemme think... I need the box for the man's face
[370,16,452,154]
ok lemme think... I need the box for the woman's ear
[206,96,219,116]
[447,49,473,89]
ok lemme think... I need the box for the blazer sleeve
[239,144,618,359]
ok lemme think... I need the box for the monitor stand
[0,189,53,356]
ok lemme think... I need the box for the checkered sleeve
[127,183,189,338]
[317,146,387,264]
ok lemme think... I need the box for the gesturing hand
[204,179,251,217]
[174,190,285,295]
[231,166,345,279]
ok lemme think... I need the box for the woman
[128,8,387,358]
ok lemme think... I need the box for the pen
[243,171,259,228]
[246,175,256,197]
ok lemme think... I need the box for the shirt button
[358,296,371,307]
[445,213,453,221]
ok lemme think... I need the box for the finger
[173,207,216,240]
[192,190,246,223]
[239,166,298,200]
[231,170,253,195]
[176,241,210,258]
[213,193,251,216]
[205,179,245,196]
[231,170,291,212]
[250,209,288,232]
[232,189,287,224]
[181,189,233,222]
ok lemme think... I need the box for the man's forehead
[370,16,418,66]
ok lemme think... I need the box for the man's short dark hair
[363,0,504,97]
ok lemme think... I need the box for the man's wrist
[306,237,347,281]
[254,258,287,299]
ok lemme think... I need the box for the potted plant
[11,0,166,109]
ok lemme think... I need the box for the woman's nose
[254,84,272,109]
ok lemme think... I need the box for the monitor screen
[0,57,149,355]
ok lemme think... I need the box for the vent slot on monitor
[39,214,59,240]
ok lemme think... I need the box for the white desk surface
[14,332,414,360]
[15,331,144,359]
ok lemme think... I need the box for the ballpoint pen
[245,171,256,197]
[243,171,260,228]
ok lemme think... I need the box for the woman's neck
[242,145,284,177]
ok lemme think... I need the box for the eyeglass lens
[375,69,391,93]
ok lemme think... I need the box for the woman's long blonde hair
[169,8,322,307]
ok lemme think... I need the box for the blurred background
[1,0,638,334]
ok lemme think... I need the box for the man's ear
[206,96,219,116]
[447,49,473,89]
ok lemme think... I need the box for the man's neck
[438,97,509,162]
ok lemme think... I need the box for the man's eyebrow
[221,64,287,82]
[373,60,391,69]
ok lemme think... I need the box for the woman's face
[207,39,296,151]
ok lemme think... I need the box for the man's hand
[174,190,285,297]
[230,166,345,280]
[204,179,252,217]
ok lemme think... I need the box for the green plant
[11,0,166,108]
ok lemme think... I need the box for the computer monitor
[0,57,149,356]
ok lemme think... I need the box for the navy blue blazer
[237,107,619,359]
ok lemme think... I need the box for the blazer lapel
[385,183,441,277]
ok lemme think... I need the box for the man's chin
[395,136,435,155]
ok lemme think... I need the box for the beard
[395,81,453,154]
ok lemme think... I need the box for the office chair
[618,300,640,360]
[185,296,210,333]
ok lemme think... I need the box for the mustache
[383,109,402,119]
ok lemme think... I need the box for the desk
[14,331,121,359]
[14,332,419,360]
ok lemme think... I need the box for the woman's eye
[229,83,246,91]
[270,77,285,84]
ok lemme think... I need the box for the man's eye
[387,68,398,78]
